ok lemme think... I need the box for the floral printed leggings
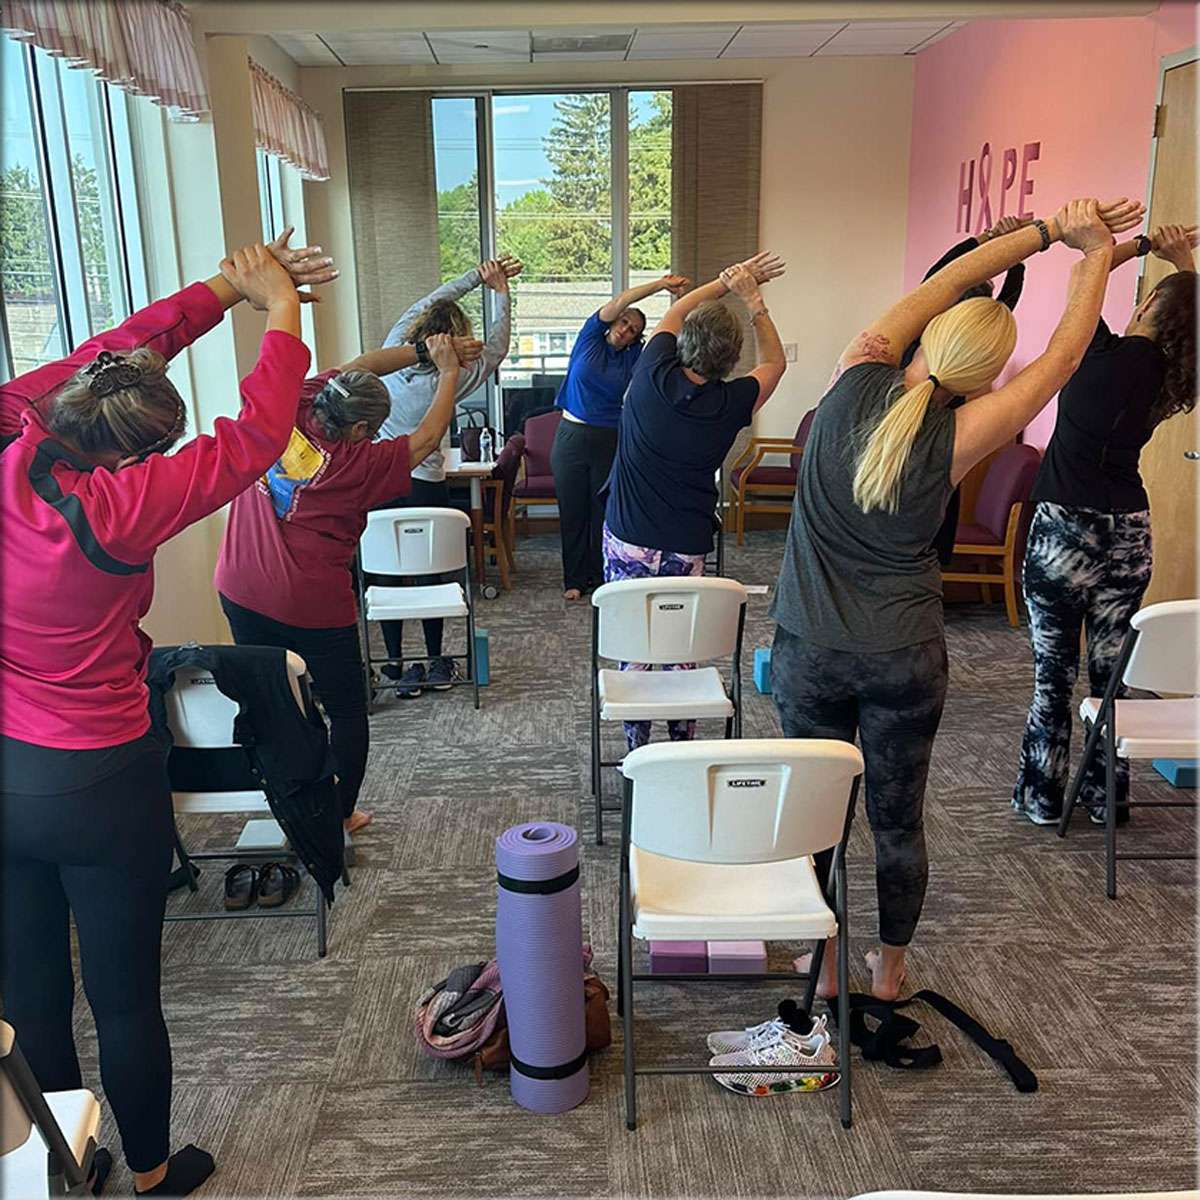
[1013,502,1153,822]
[601,524,707,751]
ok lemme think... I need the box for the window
[432,97,483,335]
[628,91,673,329]
[256,146,284,243]
[0,37,147,381]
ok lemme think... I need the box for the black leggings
[373,478,452,660]
[220,595,368,819]
[549,419,618,593]
[0,744,174,1172]
[771,625,948,947]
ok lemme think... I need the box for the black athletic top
[1030,318,1166,512]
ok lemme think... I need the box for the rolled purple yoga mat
[495,822,588,1114]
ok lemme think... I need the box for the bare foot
[344,809,373,834]
[793,943,840,999]
[865,947,907,1001]
[563,588,582,601]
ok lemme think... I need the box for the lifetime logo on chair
[728,779,767,788]
[401,527,424,535]
[657,603,685,611]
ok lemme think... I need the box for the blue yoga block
[474,628,490,687]
[1153,759,1197,788]
[753,647,772,694]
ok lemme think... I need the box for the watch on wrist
[1034,219,1051,252]
[749,306,769,320]
[1134,235,1152,257]
[414,338,431,366]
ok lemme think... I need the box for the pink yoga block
[648,941,708,974]
[706,940,768,974]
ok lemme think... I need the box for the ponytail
[852,297,1017,514]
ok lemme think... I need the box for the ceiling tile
[426,30,530,64]
[323,31,433,64]
[815,19,954,55]
[720,22,846,58]
[269,33,341,67]
[627,24,738,60]
[909,21,967,51]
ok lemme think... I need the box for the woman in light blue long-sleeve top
[373,255,521,697]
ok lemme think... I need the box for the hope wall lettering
[957,141,1042,234]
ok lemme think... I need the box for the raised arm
[340,337,484,379]
[598,273,690,324]
[407,334,462,466]
[654,252,784,339]
[837,198,1143,373]
[455,257,521,391]
[1107,223,1199,275]
[951,201,1114,484]
[720,262,786,410]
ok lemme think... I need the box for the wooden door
[1140,56,1198,606]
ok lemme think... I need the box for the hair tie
[928,373,940,389]
[85,351,142,398]
[327,377,351,399]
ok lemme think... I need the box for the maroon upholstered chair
[728,408,816,544]
[480,434,525,589]
[942,443,1042,626]
[512,409,562,535]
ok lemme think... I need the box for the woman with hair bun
[771,197,1145,1002]
[0,234,332,1196]
[216,332,470,834]
[1014,222,1198,828]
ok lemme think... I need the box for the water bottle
[479,427,494,464]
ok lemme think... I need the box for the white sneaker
[706,1013,829,1057]
[710,1030,839,1098]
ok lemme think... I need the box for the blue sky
[433,91,661,206]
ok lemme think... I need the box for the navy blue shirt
[555,311,642,428]
[604,331,760,555]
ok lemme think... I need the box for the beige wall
[298,55,914,439]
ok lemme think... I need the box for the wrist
[1043,216,1061,244]
[266,295,299,314]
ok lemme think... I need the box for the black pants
[220,595,368,820]
[771,625,948,947]
[0,743,174,1172]
[373,477,451,659]
[549,419,618,593]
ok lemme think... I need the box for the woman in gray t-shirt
[771,197,1144,1002]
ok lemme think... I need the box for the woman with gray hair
[215,334,465,834]
[599,252,787,751]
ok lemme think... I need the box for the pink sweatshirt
[0,282,310,749]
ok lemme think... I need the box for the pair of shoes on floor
[224,862,300,911]
[383,658,456,698]
[705,1013,839,1096]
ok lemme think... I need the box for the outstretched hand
[1095,197,1145,235]
[719,263,763,304]
[498,253,524,279]
[427,332,459,371]
[661,274,691,298]
[982,215,1033,241]
[220,244,298,311]
[267,227,338,304]
[738,251,786,285]
[454,336,485,365]
[1057,199,1114,254]
[479,259,512,291]
[1151,223,1199,264]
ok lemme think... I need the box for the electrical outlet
[784,342,797,362]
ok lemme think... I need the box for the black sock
[134,1145,215,1197]
[89,1147,113,1196]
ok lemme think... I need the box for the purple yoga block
[649,940,708,974]
[707,940,768,974]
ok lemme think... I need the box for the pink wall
[904,2,1197,445]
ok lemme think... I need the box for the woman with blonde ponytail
[770,197,1144,1003]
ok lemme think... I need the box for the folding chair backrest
[1125,599,1200,696]
[360,507,469,576]
[0,1023,32,1158]
[621,738,863,864]
[164,650,307,749]
[593,577,747,665]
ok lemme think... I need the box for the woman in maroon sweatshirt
[215,333,465,835]
[0,239,332,1196]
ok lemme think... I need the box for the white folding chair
[590,577,747,843]
[357,507,479,710]
[164,650,330,957]
[617,738,864,1131]
[1057,599,1199,897]
[0,1021,100,1197]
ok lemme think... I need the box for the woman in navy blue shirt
[550,274,689,600]
[601,252,787,750]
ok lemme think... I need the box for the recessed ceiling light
[531,33,632,54]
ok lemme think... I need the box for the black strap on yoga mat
[509,1047,588,1080]
[837,989,1037,1093]
[496,864,580,895]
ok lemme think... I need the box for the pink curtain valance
[250,58,330,182]
[0,0,209,120]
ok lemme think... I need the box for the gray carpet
[72,531,1197,1198]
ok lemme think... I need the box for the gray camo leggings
[771,625,948,947]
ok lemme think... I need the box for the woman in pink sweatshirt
[0,238,332,1197]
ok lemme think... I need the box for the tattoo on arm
[835,331,895,383]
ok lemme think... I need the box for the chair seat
[598,666,733,722]
[630,845,837,940]
[173,789,271,815]
[1,1088,100,1198]
[513,475,556,499]
[731,465,797,489]
[1079,696,1200,758]
[954,521,1001,547]
[365,583,467,621]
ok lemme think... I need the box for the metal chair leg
[835,863,852,1128]
[316,891,328,959]
[172,818,200,893]
[1058,717,1103,837]
[1105,723,1119,899]
[620,874,637,1130]
[802,938,825,1013]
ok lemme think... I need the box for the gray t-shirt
[771,361,956,653]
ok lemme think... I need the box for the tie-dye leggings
[601,524,708,751]
[1013,502,1153,822]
